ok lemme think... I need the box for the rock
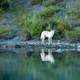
[15,45,21,48]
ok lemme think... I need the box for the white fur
[40,30,55,44]
[40,49,55,64]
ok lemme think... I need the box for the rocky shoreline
[0,39,80,50]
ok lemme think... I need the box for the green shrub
[12,6,31,38]
[42,0,64,7]
[0,0,12,9]
[11,0,65,40]
[0,8,4,15]
[31,0,43,5]
[0,28,10,35]
[13,6,54,39]
[13,0,75,40]
[1,0,12,3]
[30,16,44,39]
[65,30,80,42]
[42,0,55,7]
[37,6,60,19]
[74,27,80,31]
[0,27,16,37]
[16,14,31,38]
[56,18,65,32]
[0,0,12,15]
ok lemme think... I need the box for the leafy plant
[65,30,80,42]
[42,0,64,7]
[0,0,12,9]
[31,0,43,5]
[0,27,16,38]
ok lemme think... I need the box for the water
[0,48,80,80]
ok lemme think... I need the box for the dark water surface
[0,48,80,80]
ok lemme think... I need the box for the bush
[13,5,56,39]
[13,0,76,40]
[42,0,55,7]
[37,6,60,19]
[0,0,12,9]
[31,7,62,38]
[12,6,31,39]
[0,28,9,34]
[15,13,31,38]
[31,0,43,5]
[30,16,44,39]
[42,0,64,7]
[56,19,65,32]
[0,0,12,16]
[0,27,16,39]
[65,30,80,42]
[0,8,4,15]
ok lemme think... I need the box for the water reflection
[0,48,80,80]
[40,49,55,64]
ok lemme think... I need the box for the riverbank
[0,39,80,50]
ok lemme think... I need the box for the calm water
[0,48,80,80]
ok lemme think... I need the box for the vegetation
[0,0,12,15]
[0,0,80,41]
[0,0,12,9]
[13,0,64,39]
[65,30,80,42]
[31,0,43,5]
[0,28,16,39]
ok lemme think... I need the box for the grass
[65,30,80,42]
[0,8,5,15]
[0,28,10,34]
[0,27,17,38]
[31,0,43,5]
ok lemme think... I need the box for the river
[0,47,80,80]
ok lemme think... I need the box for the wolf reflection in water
[40,49,55,64]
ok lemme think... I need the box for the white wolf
[40,30,55,44]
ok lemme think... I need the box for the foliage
[31,0,43,5]
[0,0,12,3]
[0,8,4,15]
[4,0,80,41]
[0,0,12,9]
[29,16,44,38]
[0,0,12,15]
[37,6,60,19]
[0,28,10,34]
[42,0,64,7]
[29,5,62,38]
[14,12,44,39]
[14,0,67,39]
[42,0,55,7]
[14,13,30,38]
[65,30,80,42]
[0,27,16,37]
